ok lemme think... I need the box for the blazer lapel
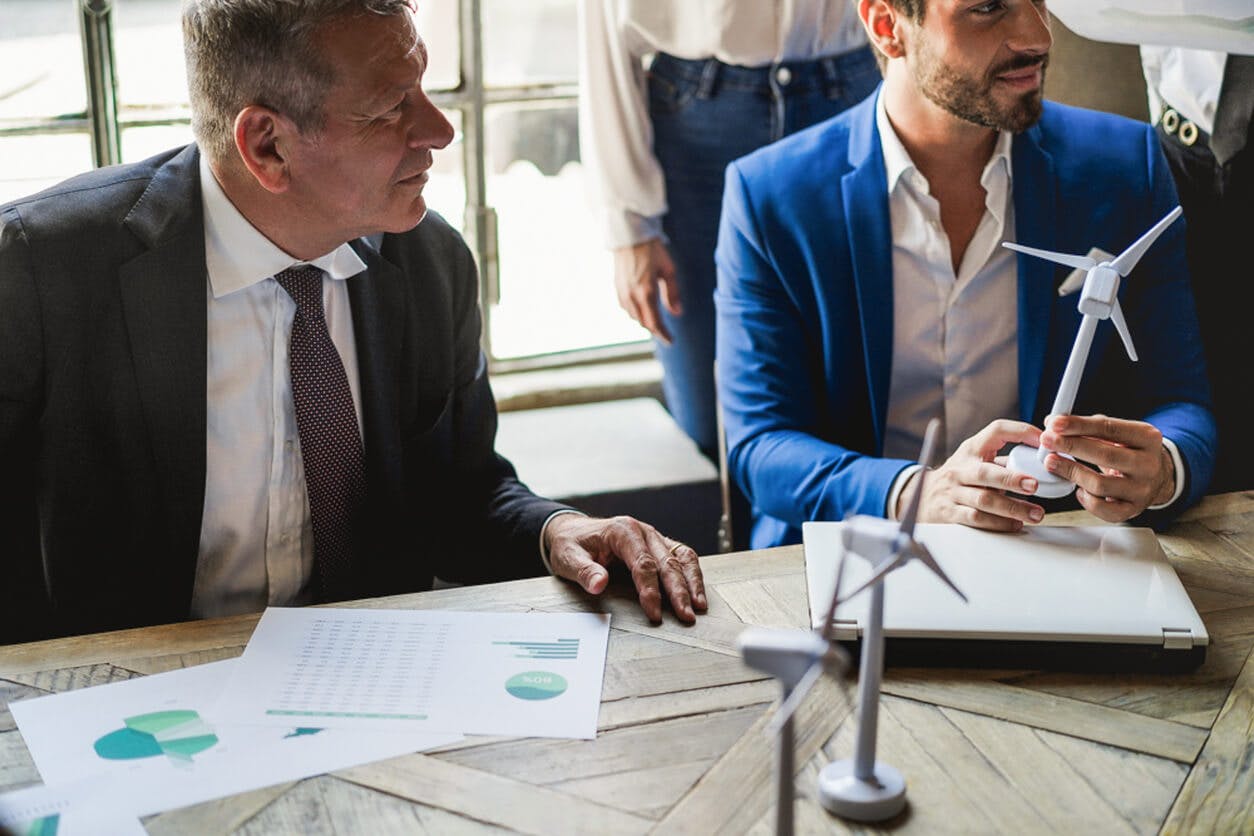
[118,145,208,563]
[347,237,406,498]
[842,95,895,454]
[1011,125,1059,423]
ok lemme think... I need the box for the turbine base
[817,759,907,822]
[1007,444,1076,499]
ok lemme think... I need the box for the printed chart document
[215,607,612,739]
[9,659,460,819]
[0,778,145,836]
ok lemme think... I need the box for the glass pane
[427,109,465,235]
[0,133,94,204]
[0,0,87,121]
[416,0,459,92]
[482,0,578,87]
[114,0,187,110]
[121,123,195,163]
[484,102,645,359]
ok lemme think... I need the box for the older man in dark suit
[0,0,705,644]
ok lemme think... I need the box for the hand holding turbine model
[737,418,967,832]
[1001,206,1184,498]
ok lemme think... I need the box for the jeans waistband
[650,48,876,98]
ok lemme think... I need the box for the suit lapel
[1011,124,1059,423]
[842,95,895,454]
[118,145,208,562]
[347,238,406,498]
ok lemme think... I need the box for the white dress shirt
[190,156,367,619]
[878,94,1020,466]
[578,0,869,248]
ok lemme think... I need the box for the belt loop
[697,59,720,99]
[820,55,842,99]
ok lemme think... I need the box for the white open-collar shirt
[877,93,1020,465]
[191,155,366,618]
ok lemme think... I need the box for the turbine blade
[910,542,967,603]
[1003,242,1096,272]
[838,550,909,604]
[1110,301,1138,362]
[766,661,824,737]
[1110,206,1183,277]
[818,546,850,643]
[900,417,942,538]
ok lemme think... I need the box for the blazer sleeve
[715,162,912,532]
[0,205,53,644]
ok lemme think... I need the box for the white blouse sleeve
[577,0,668,249]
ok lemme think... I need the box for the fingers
[1040,415,1171,518]
[655,245,683,317]
[968,419,1043,460]
[550,516,706,624]
[612,241,675,345]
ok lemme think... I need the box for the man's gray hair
[183,0,415,163]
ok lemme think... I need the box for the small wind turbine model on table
[737,417,967,833]
[1000,206,1183,498]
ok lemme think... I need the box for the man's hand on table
[543,513,707,624]
[1039,413,1176,522]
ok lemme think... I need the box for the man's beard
[914,45,1048,133]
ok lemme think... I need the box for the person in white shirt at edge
[578,0,880,478]
[1048,0,1253,493]
[714,0,1216,550]
[0,0,706,644]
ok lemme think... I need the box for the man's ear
[860,0,907,62]
[233,105,294,194]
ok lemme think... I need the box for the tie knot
[275,266,324,314]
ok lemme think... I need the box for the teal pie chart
[505,671,568,701]
[93,710,218,763]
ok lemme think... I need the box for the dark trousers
[1156,120,1254,492]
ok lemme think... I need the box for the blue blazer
[715,90,1216,548]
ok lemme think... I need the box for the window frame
[0,0,651,374]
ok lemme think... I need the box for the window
[0,0,648,371]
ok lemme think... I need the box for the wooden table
[2,492,1252,834]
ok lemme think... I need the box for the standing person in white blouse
[577,1,879,480]
[1048,2,1253,492]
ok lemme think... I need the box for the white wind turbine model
[737,418,966,832]
[1000,206,1183,498]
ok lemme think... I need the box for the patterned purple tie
[275,266,365,601]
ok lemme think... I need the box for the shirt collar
[875,91,1015,206]
[199,154,367,299]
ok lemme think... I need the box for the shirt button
[775,66,792,86]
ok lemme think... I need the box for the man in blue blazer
[0,0,706,643]
[716,0,1216,549]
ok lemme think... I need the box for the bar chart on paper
[214,608,612,739]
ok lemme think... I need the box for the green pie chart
[505,671,568,701]
[94,710,218,763]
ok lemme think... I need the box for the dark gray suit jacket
[0,144,567,643]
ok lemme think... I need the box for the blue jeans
[648,48,881,460]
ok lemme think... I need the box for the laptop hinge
[829,619,861,641]
[1162,628,1194,649]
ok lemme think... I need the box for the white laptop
[803,522,1208,670]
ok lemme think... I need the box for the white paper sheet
[0,779,144,836]
[215,607,612,739]
[9,659,460,820]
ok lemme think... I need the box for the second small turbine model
[741,418,967,832]
[1000,206,1184,498]
[814,418,966,821]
